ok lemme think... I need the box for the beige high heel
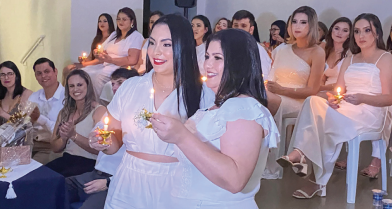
[292,180,326,199]
[276,149,308,177]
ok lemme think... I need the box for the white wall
[70,0,143,63]
[0,0,71,91]
[197,0,392,43]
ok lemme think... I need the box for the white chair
[346,109,390,203]
[278,117,297,179]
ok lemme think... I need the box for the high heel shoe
[276,149,308,177]
[292,180,326,199]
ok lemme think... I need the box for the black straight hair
[206,29,268,107]
[192,15,212,43]
[33,57,55,71]
[350,13,385,54]
[111,68,139,80]
[0,61,26,100]
[146,14,202,118]
[387,25,392,51]
[112,7,138,41]
[91,13,115,60]
[232,10,260,42]
[270,20,286,47]
[325,17,352,65]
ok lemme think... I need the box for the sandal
[292,180,326,199]
[335,160,347,170]
[360,164,380,179]
[276,149,308,177]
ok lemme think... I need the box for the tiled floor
[255,141,391,209]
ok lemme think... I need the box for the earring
[131,24,134,28]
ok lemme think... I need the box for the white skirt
[169,197,258,209]
[104,153,178,209]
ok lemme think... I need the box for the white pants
[169,197,258,209]
[104,153,178,209]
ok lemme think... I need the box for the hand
[274,34,285,43]
[88,130,111,151]
[326,92,340,109]
[59,121,76,140]
[344,94,363,105]
[97,51,113,63]
[84,179,107,194]
[78,56,83,63]
[30,107,40,123]
[150,113,187,144]
[266,81,283,94]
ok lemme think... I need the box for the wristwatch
[106,177,111,188]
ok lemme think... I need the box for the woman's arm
[270,46,325,99]
[50,115,68,153]
[101,49,141,67]
[135,39,148,70]
[318,74,334,91]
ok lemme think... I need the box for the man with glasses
[28,58,64,164]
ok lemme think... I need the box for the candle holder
[96,45,102,55]
[0,166,12,178]
[95,127,115,145]
[81,53,87,61]
[334,94,344,104]
[134,108,153,129]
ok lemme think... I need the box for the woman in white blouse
[192,15,212,76]
[151,29,279,209]
[82,7,144,101]
[88,14,214,209]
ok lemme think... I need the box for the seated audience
[46,70,106,177]
[0,61,32,125]
[318,21,328,49]
[213,17,231,33]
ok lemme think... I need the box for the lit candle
[127,66,131,70]
[150,88,155,99]
[82,52,87,60]
[97,45,102,54]
[201,76,207,81]
[82,52,87,58]
[103,117,109,131]
[337,87,341,96]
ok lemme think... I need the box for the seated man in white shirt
[65,69,137,208]
[232,10,272,78]
[29,57,65,164]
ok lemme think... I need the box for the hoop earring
[131,24,134,28]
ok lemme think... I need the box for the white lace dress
[288,53,389,185]
[168,97,279,209]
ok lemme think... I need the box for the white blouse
[196,43,206,75]
[107,70,215,157]
[172,97,279,201]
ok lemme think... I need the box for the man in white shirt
[29,58,65,164]
[232,10,272,78]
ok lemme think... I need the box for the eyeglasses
[0,72,15,79]
[269,28,280,32]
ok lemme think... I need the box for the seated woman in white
[264,6,325,178]
[151,29,279,209]
[62,13,115,85]
[192,15,212,76]
[83,7,144,101]
[88,14,215,209]
[277,13,392,199]
[317,17,352,99]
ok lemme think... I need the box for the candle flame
[150,88,155,94]
[201,76,207,81]
[98,45,102,49]
[337,87,341,95]
[82,52,86,57]
[104,117,109,124]
[127,66,131,70]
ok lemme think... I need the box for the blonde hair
[287,6,319,47]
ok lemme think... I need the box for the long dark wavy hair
[270,20,286,47]
[387,25,392,51]
[91,13,115,60]
[146,14,202,118]
[350,13,385,54]
[325,17,352,65]
[207,29,268,107]
[192,15,212,43]
[112,7,138,41]
[0,61,25,100]
[56,70,96,138]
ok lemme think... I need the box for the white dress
[82,31,144,101]
[288,53,389,185]
[324,58,345,86]
[264,44,311,179]
[196,43,206,76]
[105,70,215,209]
[168,97,279,209]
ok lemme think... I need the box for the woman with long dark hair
[318,21,328,49]
[278,13,392,198]
[265,6,325,178]
[318,17,352,96]
[213,17,231,33]
[88,14,214,208]
[82,7,144,102]
[192,15,212,76]
[0,61,32,125]
[136,10,164,74]
[46,70,106,177]
[150,29,278,208]
[62,13,115,85]
[263,20,286,57]
[387,24,392,52]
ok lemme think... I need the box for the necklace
[153,73,173,93]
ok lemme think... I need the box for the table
[0,165,69,209]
